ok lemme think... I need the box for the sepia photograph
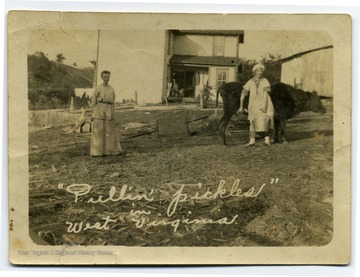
[8,11,351,265]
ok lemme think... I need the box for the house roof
[171,30,244,36]
[169,55,241,66]
[280,45,333,63]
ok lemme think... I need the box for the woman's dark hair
[101,70,111,76]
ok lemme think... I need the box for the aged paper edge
[7,11,352,265]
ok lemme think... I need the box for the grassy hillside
[28,52,93,110]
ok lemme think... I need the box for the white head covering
[252,63,265,73]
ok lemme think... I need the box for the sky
[27,29,333,68]
[240,30,332,61]
[28,29,99,68]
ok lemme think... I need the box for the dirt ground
[28,102,333,247]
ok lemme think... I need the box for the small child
[238,64,274,146]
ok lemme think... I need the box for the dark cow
[216,82,243,145]
[216,82,326,145]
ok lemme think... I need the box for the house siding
[224,37,238,57]
[97,30,167,104]
[174,34,238,57]
[174,35,213,56]
[281,47,333,97]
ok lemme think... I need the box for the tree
[260,53,282,84]
[73,62,77,67]
[237,54,282,85]
[56,53,65,64]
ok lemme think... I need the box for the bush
[199,83,213,109]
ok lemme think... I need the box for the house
[95,30,244,104]
[280,45,333,97]
[166,30,244,101]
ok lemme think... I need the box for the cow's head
[308,91,326,113]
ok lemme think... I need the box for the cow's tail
[215,86,221,116]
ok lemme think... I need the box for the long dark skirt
[90,118,122,156]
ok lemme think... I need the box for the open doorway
[170,70,195,98]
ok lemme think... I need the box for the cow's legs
[274,119,281,143]
[280,118,288,143]
[219,112,233,146]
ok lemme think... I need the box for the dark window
[237,64,243,73]
[239,34,244,44]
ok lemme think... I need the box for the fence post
[134,90,138,104]
[70,96,74,112]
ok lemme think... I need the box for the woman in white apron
[239,64,274,146]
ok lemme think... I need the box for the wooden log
[121,130,157,139]
[187,116,209,123]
